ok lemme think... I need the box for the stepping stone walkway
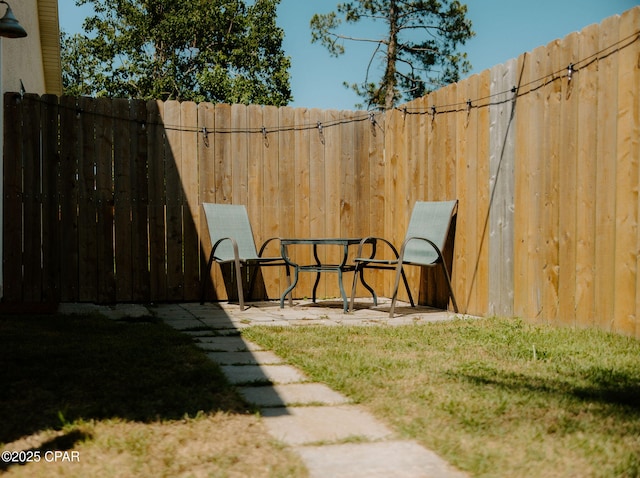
[151,301,470,478]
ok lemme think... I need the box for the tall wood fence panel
[2,95,386,304]
[385,6,640,338]
[3,7,639,338]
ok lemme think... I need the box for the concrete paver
[259,405,394,446]
[220,364,308,385]
[194,336,264,352]
[294,441,469,478]
[205,350,284,365]
[238,383,351,407]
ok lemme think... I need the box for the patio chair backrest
[402,200,457,265]
[202,203,260,261]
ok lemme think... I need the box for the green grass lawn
[242,317,640,478]
[0,312,306,478]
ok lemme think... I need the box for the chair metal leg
[280,265,299,308]
[247,264,259,302]
[359,268,378,306]
[233,257,244,311]
[349,265,359,312]
[201,249,216,304]
[441,262,458,313]
[389,261,405,318]
[399,268,414,307]
[285,265,293,306]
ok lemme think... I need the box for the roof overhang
[37,0,62,95]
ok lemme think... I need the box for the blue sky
[58,0,638,110]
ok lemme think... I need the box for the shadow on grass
[452,365,640,413]
[0,312,248,446]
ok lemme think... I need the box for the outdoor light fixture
[0,1,27,38]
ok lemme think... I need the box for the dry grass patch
[2,414,301,478]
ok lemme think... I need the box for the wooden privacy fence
[382,6,640,338]
[3,96,389,304]
[3,6,639,338]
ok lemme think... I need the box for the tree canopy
[62,0,292,105]
[311,0,474,110]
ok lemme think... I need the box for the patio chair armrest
[354,236,401,262]
[400,235,444,263]
[257,237,284,258]
[211,236,240,262]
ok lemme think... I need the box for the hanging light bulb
[0,1,27,38]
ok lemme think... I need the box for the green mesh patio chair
[200,203,291,310]
[349,200,459,317]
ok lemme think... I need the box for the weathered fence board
[594,15,620,330]
[489,58,516,317]
[41,94,59,303]
[3,91,23,302]
[113,98,133,302]
[575,24,598,329]
[614,7,640,337]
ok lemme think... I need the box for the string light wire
[13,28,639,134]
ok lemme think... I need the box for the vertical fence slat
[95,98,116,302]
[513,48,538,316]
[594,15,619,330]
[542,39,563,323]
[229,105,249,297]
[384,107,404,298]
[164,100,184,300]
[558,31,580,326]
[353,111,370,238]
[454,80,471,312]
[278,105,296,272]
[131,99,150,301]
[198,102,218,300]
[181,101,200,301]
[246,104,267,299]
[214,104,231,204]
[574,24,599,329]
[307,108,326,295]
[529,48,547,321]
[294,107,312,296]
[77,97,97,301]
[324,109,343,299]
[22,95,42,302]
[77,97,101,301]
[475,69,492,315]
[324,110,341,245]
[260,106,281,298]
[113,98,133,301]
[41,94,60,303]
[490,59,516,317]
[614,7,640,336]
[369,111,385,294]
[3,93,23,302]
[340,111,355,238]
[147,99,167,299]
[462,77,480,312]
[58,96,80,301]
[351,110,371,297]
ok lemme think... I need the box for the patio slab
[259,405,393,446]
[194,336,264,352]
[220,364,308,385]
[238,383,351,407]
[294,441,469,478]
[205,350,283,365]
